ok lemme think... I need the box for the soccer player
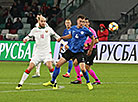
[62,19,83,78]
[71,17,101,84]
[61,19,73,78]
[43,14,95,90]
[16,16,66,90]
[31,14,49,78]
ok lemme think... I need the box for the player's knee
[55,63,60,68]
[85,65,90,71]
[73,59,78,66]
[79,63,86,71]
[28,62,35,71]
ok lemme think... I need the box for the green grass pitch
[0,62,138,102]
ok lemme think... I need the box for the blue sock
[67,60,73,73]
[51,67,60,83]
[82,71,90,83]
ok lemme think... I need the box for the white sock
[19,72,29,85]
[50,72,53,78]
[36,63,41,75]
[80,71,83,74]
[67,72,70,75]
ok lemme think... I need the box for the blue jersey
[62,28,72,47]
[69,25,94,53]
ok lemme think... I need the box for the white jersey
[27,26,60,55]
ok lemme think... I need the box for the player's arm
[88,37,99,45]
[57,34,72,42]
[49,27,69,47]
[87,35,95,56]
[23,29,35,43]
[95,38,99,44]
[23,36,33,43]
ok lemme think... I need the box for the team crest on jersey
[69,31,71,34]
[45,30,48,33]
[80,31,84,35]
[73,31,75,33]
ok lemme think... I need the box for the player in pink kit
[71,17,101,85]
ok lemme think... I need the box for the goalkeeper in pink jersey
[71,17,101,85]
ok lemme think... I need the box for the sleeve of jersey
[49,27,60,40]
[89,27,98,39]
[23,28,35,41]
[87,29,94,38]
[62,30,66,36]
[68,28,72,36]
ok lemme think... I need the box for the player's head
[36,13,42,21]
[77,14,85,28]
[65,19,72,29]
[38,16,46,28]
[85,17,90,28]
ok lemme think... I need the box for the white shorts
[30,53,52,66]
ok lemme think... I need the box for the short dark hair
[77,14,85,19]
[65,18,71,21]
[85,17,89,20]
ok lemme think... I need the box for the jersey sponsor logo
[68,31,71,34]
[73,31,75,33]
[80,31,84,35]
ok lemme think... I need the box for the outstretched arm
[57,34,72,42]
[23,36,33,43]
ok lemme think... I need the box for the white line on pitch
[0,81,138,85]
[0,86,65,93]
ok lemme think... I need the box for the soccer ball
[108,22,119,32]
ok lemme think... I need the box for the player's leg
[16,62,35,90]
[45,61,54,78]
[51,49,73,84]
[77,53,93,90]
[63,60,73,78]
[86,48,101,85]
[86,65,101,85]
[43,49,72,89]
[32,62,41,78]
[43,57,67,88]
[79,62,93,90]
[16,55,40,90]
[71,59,82,84]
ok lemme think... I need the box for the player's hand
[65,44,69,50]
[23,39,28,43]
[84,43,88,47]
[57,38,62,42]
[87,49,93,56]
[59,46,63,52]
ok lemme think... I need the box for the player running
[71,17,101,84]
[16,16,66,90]
[43,14,95,90]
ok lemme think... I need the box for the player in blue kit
[60,19,73,78]
[43,14,95,90]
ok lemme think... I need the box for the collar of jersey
[38,26,45,29]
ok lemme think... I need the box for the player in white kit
[16,16,66,90]
[31,14,50,78]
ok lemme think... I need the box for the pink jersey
[84,27,97,50]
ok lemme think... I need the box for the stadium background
[0,0,138,102]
